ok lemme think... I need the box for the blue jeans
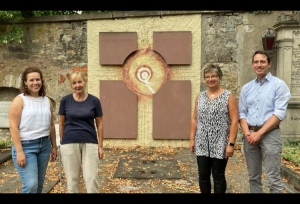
[12,136,51,193]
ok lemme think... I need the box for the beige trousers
[60,143,100,193]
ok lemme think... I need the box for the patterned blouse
[195,89,231,159]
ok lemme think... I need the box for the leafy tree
[0,11,25,44]
[31,10,110,16]
[31,10,82,16]
[0,10,108,44]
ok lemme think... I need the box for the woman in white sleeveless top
[8,67,57,193]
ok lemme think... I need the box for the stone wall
[200,11,292,142]
[0,22,88,103]
[0,20,88,140]
[273,12,300,141]
[0,10,295,145]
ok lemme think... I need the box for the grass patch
[282,139,300,166]
[0,140,12,147]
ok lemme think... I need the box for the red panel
[100,80,137,138]
[152,80,191,139]
[153,31,192,65]
[99,32,137,65]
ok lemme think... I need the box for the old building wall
[0,21,88,141]
[0,22,88,101]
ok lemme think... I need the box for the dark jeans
[196,156,228,193]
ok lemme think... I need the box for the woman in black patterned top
[189,63,239,193]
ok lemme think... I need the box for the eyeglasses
[204,75,219,80]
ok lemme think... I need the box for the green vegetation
[0,11,24,44]
[282,139,300,166]
[250,11,273,15]
[0,10,110,44]
[0,140,12,147]
[0,10,276,44]
[31,10,109,16]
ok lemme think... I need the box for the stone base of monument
[113,158,182,179]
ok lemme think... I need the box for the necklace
[208,88,221,98]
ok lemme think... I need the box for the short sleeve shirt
[58,93,103,144]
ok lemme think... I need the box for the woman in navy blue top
[58,71,103,193]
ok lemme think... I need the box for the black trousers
[196,156,228,193]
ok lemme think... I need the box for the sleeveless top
[195,89,231,159]
[18,94,51,140]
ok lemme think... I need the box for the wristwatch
[228,142,235,146]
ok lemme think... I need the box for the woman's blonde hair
[69,72,88,93]
[69,71,87,85]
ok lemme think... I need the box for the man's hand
[246,132,262,145]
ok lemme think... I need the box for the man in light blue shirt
[239,50,291,193]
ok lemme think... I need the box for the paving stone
[114,158,182,179]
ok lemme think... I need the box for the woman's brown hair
[20,67,46,96]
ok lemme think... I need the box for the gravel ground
[0,144,294,193]
[49,144,271,193]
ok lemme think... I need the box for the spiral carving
[123,49,169,96]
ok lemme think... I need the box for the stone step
[281,164,300,192]
[0,148,12,164]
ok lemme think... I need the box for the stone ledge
[1,10,237,24]
[281,164,300,192]
[282,181,300,193]
[0,149,11,164]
